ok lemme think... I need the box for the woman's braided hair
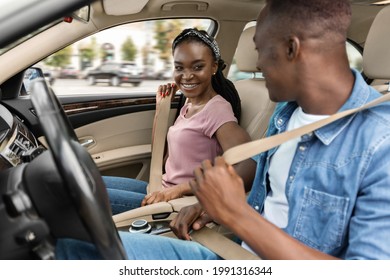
[172,28,242,122]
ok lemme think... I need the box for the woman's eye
[174,66,183,71]
[193,65,204,71]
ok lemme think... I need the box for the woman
[105,28,250,214]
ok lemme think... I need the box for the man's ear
[287,36,300,60]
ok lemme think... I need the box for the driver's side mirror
[23,67,45,94]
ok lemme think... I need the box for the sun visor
[103,0,149,16]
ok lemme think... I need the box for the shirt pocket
[293,187,350,252]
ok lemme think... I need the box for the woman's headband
[172,28,221,61]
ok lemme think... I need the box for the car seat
[363,5,390,94]
[233,25,276,140]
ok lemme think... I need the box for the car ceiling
[91,0,388,61]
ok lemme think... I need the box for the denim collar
[273,69,371,145]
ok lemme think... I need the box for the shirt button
[254,205,259,211]
[277,119,283,126]
[299,145,306,151]
[289,176,294,181]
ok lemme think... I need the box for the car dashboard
[0,104,41,170]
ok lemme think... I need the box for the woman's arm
[215,121,256,192]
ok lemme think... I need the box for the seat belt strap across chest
[223,93,390,165]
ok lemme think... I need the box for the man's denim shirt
[247,69,390,259]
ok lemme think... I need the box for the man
[57,0,390,259]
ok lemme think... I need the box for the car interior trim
[103,0,149,16]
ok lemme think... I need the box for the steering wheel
[30,78,126,259]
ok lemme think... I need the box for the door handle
[79,138,95,148]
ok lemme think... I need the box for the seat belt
[191,92,390,259]
[191,226,260,259]
[223,92,390,165]
[147,90,175,193]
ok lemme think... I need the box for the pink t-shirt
[162,95,237,188]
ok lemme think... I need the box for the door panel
[77,109,178,181]
[76,111,154,181]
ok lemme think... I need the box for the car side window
[346,40,363,72]
[37,19,213,95]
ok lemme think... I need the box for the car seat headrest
[235,26,259,73]
[363,5,390,80]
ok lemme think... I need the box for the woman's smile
[180,83,199,90]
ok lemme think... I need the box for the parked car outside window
[86,61,143,87]
[59,66,79,79]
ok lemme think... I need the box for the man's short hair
[266,0,351,41]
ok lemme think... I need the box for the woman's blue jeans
[103,176,148,215]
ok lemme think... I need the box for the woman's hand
[152,82,177,146]
[156,83,177,104]
[141,184,183,206]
